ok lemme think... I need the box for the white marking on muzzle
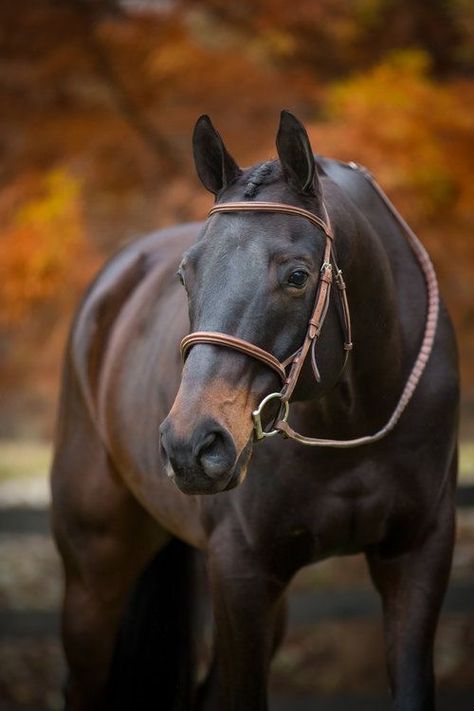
[165,461,176,479]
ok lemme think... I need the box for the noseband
[180,200,353,438]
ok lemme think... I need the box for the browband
[208,201,334,239]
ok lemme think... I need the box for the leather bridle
[180,164,439,448]
[180,199,353,439]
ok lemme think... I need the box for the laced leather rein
[180,168,439,448]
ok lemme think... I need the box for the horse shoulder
[69,225,198,424]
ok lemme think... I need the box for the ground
[0,436,473,710]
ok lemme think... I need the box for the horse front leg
[366,493,456,711]
[51,413,169,709]
[203,540,288,711]
[56,503,167,711]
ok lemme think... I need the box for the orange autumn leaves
[323,51,474,220]
[0,169,98,328]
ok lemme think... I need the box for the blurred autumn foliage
[0,0,473,437]
[1,170,90,326]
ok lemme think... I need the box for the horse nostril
[195,427,236,479]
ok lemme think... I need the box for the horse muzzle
[159,415,243,495]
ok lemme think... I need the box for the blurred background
[0,1,473,709]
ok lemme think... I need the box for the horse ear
[192,115,241,195]
[276,110,320,197]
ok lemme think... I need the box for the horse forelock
[242,160,281,198]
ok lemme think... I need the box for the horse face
[160,112,325,495]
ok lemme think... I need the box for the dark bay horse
[51,111,459,710]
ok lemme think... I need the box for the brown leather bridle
[180,165,439,448]
[180,199,353,439]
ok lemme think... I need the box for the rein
[180,165,439,448]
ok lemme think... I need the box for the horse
[51,110,459,711]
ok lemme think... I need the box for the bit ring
[252,392,290,440]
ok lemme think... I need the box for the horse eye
[287,270,309,288]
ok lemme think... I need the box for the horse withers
[51,111,459,710]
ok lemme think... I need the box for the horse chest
[222,450,390,568]
[305,488,390,556]
[230,470,393,572]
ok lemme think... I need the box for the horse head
[160,111,349,494]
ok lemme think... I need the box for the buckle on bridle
[252,392,290,441]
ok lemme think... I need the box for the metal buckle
[252,392,290,441]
